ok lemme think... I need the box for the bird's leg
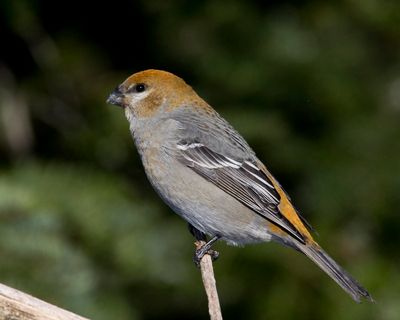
[194,235,220,266]
[188,223,220,267]
[188,223,207,241]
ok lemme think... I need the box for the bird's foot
[188,224,221,267]
[193,245,219,267]
[193,235,221,267]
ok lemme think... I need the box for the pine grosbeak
[107,69,372,302]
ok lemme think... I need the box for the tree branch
[0,283,89,320]
[1,245,224,320]
[195,240,223,320]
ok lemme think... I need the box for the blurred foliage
[0,0,399,319]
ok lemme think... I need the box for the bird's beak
[107,87,125,107]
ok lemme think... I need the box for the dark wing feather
[177,142,306,244]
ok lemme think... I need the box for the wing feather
[177,141,306,243]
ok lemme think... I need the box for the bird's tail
[297,243,374,303]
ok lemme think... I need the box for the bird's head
[107,69,207,119]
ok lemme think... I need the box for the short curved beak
[107,87,124,107]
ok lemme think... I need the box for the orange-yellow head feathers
[107,69,210,118]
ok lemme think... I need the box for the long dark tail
[297,243,374,303]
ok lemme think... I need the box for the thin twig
[195,240,223,320]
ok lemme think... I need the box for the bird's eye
[128,83,146,93]
[135,83,146,92]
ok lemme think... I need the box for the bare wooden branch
[195,240,223,320]
[1,244,223,320]
[0,283,89,320]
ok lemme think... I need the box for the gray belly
[141,148,272,246]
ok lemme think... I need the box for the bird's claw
[193,247,219,267]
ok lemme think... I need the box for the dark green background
[1,1,399,319]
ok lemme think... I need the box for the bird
[107,69,373,303]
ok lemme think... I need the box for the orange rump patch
[257,160,315,244]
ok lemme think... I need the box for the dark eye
[133,83,146,93]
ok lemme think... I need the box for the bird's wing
[176,141,308,244]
